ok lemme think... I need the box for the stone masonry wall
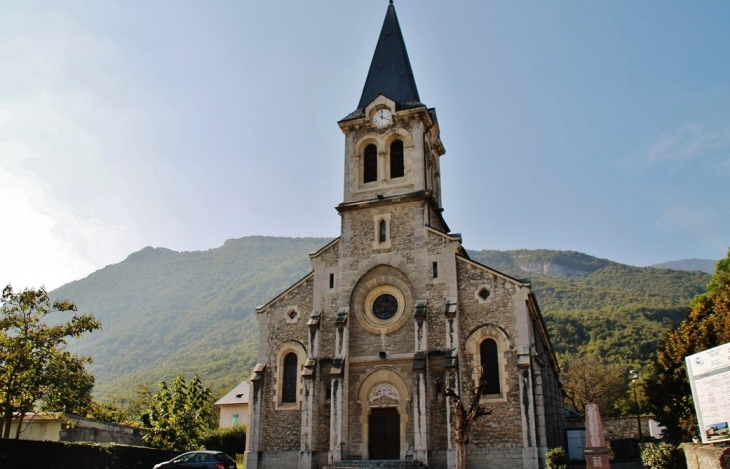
[316,361,332,452]
[455,258,524,447]
[683,444,730,469]
[259,277,314,451]
[348,264,416,357]
[260,365,302,451]
[427,355,449,451]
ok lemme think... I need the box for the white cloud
[0,8,173,289]
[644,124,730,165]
[655,205,712,232]
[0,140,120,290]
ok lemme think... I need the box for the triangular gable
[256,271,314,314]
[456,254,531,288]
[308,237,340,260]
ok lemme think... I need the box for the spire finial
[355,0,420,110]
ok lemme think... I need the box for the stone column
[533,358,548,464]
[518,357,539,469]
[412,300,428,465]
[329,308,349,464]
[444,298,459,469]
[299,312,321,469]
[244,365,266,469]
[584,403,611,469]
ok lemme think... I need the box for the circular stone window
[373,294,398,320]
[360,283,409,334]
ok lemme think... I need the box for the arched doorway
[369,407,400,459]
[357,371,410,461]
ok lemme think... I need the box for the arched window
[282,352,298,403]
[390,140,404,178]
[379,219,387,243]
[480,339,500,395]
[363,144,378,183]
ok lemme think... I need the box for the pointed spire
[357,1,420,110]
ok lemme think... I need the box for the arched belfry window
[480,339,500,395]
[390,140,404,179]
[379,219,387,243]
[282,352,298,403]
[364,144,378,183]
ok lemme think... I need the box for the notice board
[685,342,730,444]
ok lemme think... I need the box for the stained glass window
[480,339,500,395]
[373,294,398,320]
[282,352,298,403]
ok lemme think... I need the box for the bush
[200,426,246,458]
[546,446,568,469]
[640,442,685,469]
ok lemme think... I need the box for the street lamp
[629,369,643,443]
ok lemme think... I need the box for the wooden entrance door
[369,407,400,460]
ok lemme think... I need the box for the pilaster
[299,311,321,469]
[412,300,428,465]
[329,308,349,464]
[244,365,266,469]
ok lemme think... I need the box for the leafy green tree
[561,353,628,417]
[87,384,155,425]
[200,426,246,458]
[39,349,95,414]
[646,250,730,442]
[0,285,100,438]
[142,374,215,451]
[85,401,126,424]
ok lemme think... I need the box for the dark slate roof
[356,1,421,111]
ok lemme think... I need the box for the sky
[1,1,729,290]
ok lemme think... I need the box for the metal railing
[405,441,415,462]
[328,441,344,465]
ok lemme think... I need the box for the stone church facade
[244,4,564,468]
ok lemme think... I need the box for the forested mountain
[650,258,716,274]
[49,237,710,401]
[51,236,331,399]
[468,250,709,362]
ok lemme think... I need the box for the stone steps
[326,460,426,469]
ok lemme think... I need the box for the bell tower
[337,1,446,231]
[245,3,566,468]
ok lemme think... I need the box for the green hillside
[469,250,709,362]
[50,239,710,400]
[51,236,332,398]
[650,258,716,274]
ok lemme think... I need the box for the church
[244,3,564,468]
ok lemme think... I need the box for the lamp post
[629,369,643,443]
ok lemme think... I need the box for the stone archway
[357,369,410,460]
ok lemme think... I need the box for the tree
[646,250,730,442]
[560,353,628,417]
[142,374,215,451]
[0,285,100,438]
[88,384,155,425]
[435,368,492,469]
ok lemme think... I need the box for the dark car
[152,450,237,469]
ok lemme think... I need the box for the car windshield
[214,453,236,463]
[174,453,196,463]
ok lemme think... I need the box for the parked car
[153,450,237,469]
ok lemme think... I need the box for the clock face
[372,109,392,127]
